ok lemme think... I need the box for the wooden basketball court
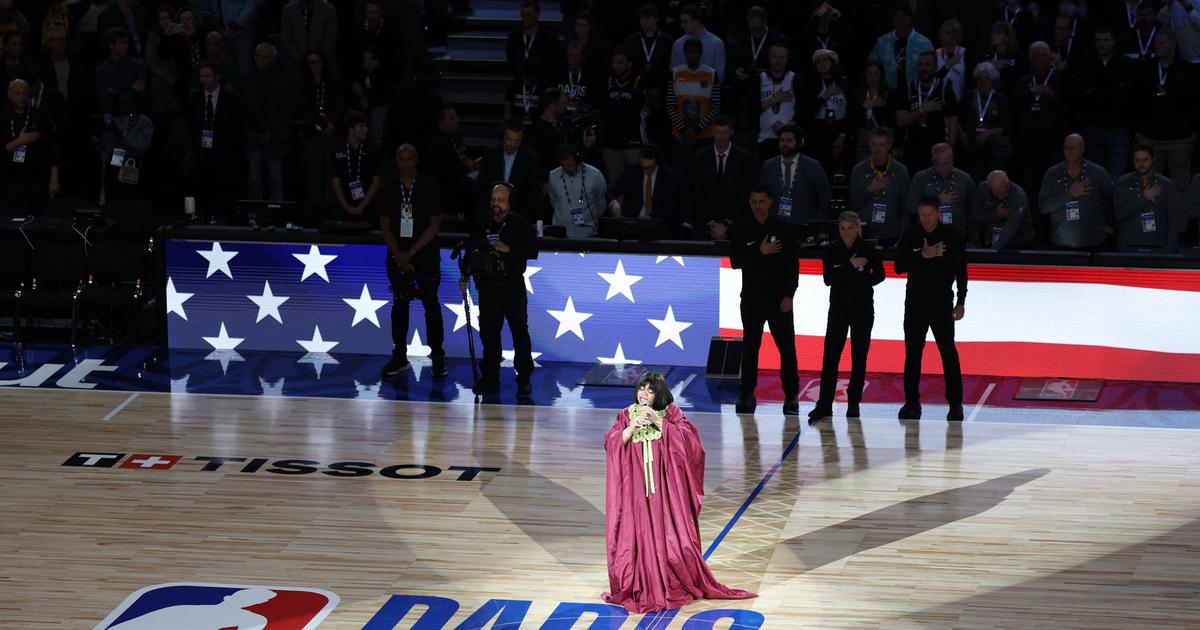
[3,387,1199,628]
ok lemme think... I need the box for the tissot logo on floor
[64,452,500,480]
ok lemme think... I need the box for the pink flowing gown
[602,404,757,613]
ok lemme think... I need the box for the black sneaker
[782,397,800,415]
[846,403,861,418]
[516,378,532,396]
[897,403,922,420]
[807,405,833,422]
[382,355,411,378]
[947,404,964,421]
[431,359,448,378]
[734,396,757,414]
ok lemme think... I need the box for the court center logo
[95,582,338,629]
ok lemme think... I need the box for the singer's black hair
[632,372,673,411]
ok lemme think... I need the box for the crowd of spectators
[3,0,1200,252]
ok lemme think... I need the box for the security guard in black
[729,186,800,410]
[894,195,968,419]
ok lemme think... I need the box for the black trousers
[477,277,533,382]
[817,301,874,406]
[903,303,963,407]
[387,258,445,361]
[739,298,799,398]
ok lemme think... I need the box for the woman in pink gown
[602,372,757,613]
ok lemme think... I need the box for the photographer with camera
[380,144,447,379]
[463,183,539,395]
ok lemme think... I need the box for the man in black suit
[506,0,560,81]
[476,117,542,220]
[188,61,243,219]
[689,115,755,240]
[424,103,478,219]
[37,25,92,199]
[606,145,681,238]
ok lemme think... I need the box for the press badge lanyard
[816,34,831,50]
[346,143,364,182]
[749,28,768,63]
[1005,7,1022,25]
[1126,3,1136,29]
[399,180,414,215]
[976,90,994,123]
[1034,67,1054,103]
[10,109,30,163]
[916,78,939,109]
[523,31,536,58]
[640,33,658,65]
[316,80,327,122]
[1137,27,1157,58]
[1157,63,1169,91]
[561,168,590,224]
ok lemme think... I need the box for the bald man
[1038,133,1114,249]
[905,143,975,240]
[465,183,538,396]
[972,170,1035,249]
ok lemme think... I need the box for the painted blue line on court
[703,426,804,560]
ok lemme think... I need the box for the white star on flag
[445,300,481,332]
[171,374,189,393]
[247,280,288,324]
[648,305,694,349]
[598,343,642,365]
[204,350,243,374]
[293,245,337,282]
[502,349,543,367]
[343,284,388,327]
[298,352,339,378]
[259,376,286,397]
[198,242,238,278]
[523,266,542,293]
[547,296,593,340]
[165,277,193,320]
[553,383,594,408]
[597,260,643,302]
[655,255,685,266]
[297,326,338,353]
[407,330,432,357]
[202,322,243,350]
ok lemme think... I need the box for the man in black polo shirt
[729,185,800,415]
[332,110,383,221]
[465,183,538,396]
[894,194,968,421]
[380,143,447,379]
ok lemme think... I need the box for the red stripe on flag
[719,328,1200,383]
[718,258,1200,292]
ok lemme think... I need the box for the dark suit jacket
[476,145,542,219]
[188,87,244,158]
[424,128,473,217]
[281,0,339,64]
[39,53,95,119]
[691,143,755,235]
[612,163,680,226]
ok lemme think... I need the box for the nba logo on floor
[94,582,339,630]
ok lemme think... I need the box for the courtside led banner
[165,239,1200,381]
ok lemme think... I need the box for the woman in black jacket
[809,211,885,422]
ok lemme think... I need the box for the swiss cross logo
[119,454,183,470]
[63,452,126,468]
[95,582,339,629]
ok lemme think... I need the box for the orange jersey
[667,64,721,140]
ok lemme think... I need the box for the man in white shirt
[756,41,794,161]
[547,143,608,237]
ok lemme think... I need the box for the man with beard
[464,183,538,396]
[897,51,959,173]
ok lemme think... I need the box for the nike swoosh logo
[746,241,757,246]
[832,264,843,268]
[913,248,922,252]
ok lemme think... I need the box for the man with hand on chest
[972,169,1035,250]
[905,143,975,241]
[1,78,58,212]
[1039,133,1114,250]
[850,126,911,244]
[730,185,800,416]
[895,195,968,422]
[1114,143,1180,251]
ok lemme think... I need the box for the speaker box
[706,336,743,379]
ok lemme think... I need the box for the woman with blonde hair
[809,211,885,421]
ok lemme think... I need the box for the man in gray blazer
[850,126,911,243]
[281,0,338,67]
[905,143,976,241]
[756,124,831,224]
